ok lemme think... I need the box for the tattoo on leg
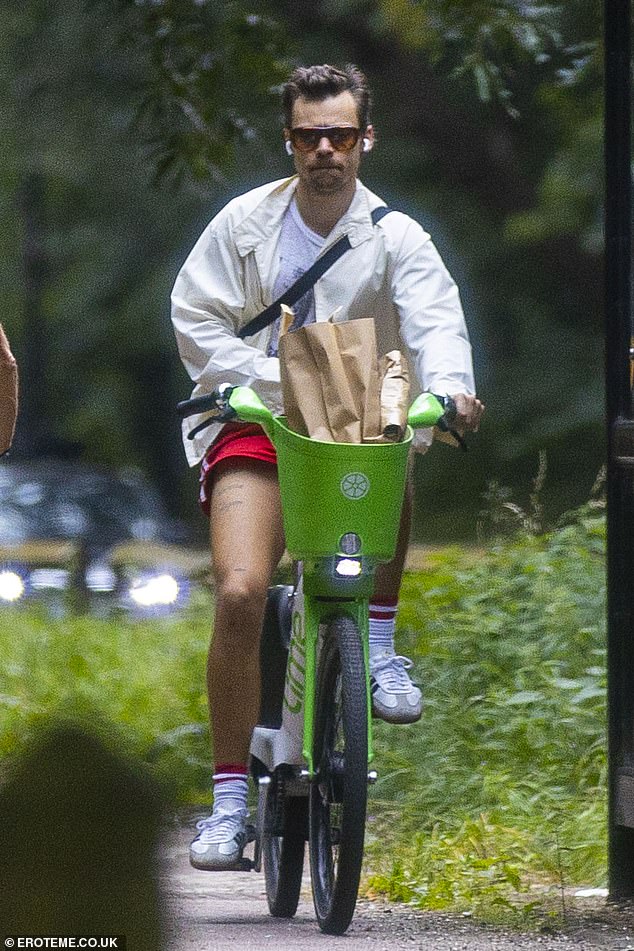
[215,481,245,497]
[217,498,244,514]
[212,478,247,516]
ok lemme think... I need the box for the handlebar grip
[177,386,238,440]
[434,396,467,452]
[176,390,224,419]
[439,395,457,423]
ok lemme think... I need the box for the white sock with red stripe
[212,764,249,816]
[369,598,398,662]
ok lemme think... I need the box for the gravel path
[160,814,634,950]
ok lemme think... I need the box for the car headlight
[127,572,188,610]
[0,567,28,602]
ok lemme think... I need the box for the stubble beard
[304,166,349,196]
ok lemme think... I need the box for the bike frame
[219,385,447,779]
[287,571,374,776]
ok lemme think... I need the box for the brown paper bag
[278,324,333,441]
[279,317,382,442]
[0,324,18,455]
[279,304,295,338]
[303,323,362,442]
[336,319,382,442]
[379,350,410,441]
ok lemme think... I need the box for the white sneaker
[370,653,423,724]
[189,807,252,870]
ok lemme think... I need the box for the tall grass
[0,593,214,798]
[366,501,606,916]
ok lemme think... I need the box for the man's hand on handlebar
[449,393,485,433]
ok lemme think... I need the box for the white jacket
[171,176,475,466]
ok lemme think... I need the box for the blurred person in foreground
[171,64,484,870]
[0,324,18,456]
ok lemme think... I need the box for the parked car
[0,459,208,614]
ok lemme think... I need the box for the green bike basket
[271,418,412,561]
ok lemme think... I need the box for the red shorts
[199,422,277,517]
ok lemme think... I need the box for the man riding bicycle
[171,63,484,872]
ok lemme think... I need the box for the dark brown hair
[282,64,372,130]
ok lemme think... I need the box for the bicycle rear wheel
[309,614,368,935]
[262,769,306,918]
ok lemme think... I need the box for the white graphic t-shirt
[267,200,326,357]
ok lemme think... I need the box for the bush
[366,504,606,915]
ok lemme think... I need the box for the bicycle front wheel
[309,614,368,935]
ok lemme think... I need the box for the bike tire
[262,771,306,918]
[309,614,368,935]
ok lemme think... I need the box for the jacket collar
[233,176,379,256]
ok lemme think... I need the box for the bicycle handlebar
[432,395,467,449]
[177,386,466,449]
[176,392,224,418]
[176,386,238,440]
[177,388,456,421]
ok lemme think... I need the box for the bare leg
[207,459,285,767]
[372,474,413,602]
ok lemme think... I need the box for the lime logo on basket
[340,472,370,500]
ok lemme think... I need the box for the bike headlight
[0,568,27,602]
[334,558,362,578]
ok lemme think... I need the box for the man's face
[285,91,373,196]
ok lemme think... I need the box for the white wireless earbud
[362,138,371,152]
[285,140,293,156]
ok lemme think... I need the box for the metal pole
[606,0,634,899]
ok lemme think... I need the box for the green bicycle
[178,384,459,935]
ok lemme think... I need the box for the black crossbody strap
[237,206,392,340]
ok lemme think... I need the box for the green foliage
[0,504,608,920]
[0,0,606,535]
[1,0,208,504]
[93,0,291,184]
[506,89,602,251]
[0,597,214,801]
[107,0,598,163]
[373,0,585,113]
[365,506,606,915]
[365,817,538,920]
